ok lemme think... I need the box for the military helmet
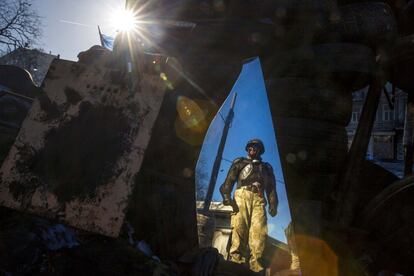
[245,139,265,155]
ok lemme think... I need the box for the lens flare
[175,97,218,145]
[177,96,207,131]
[111,8,138,32]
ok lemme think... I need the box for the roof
[0,48,57,86]
[196,201,233,213]
[0,47,56,62]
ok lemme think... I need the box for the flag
[98,26,115,51]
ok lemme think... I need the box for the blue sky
[34,0,124,60]
[196,58,292,243]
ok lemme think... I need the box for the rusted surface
[0,56,166,237]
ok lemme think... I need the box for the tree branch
[0,0,41,55]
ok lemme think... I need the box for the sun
[110,8,138,32]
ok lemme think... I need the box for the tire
[357,176,414,274]
[312,43,376,91]
[348,160,399,216]
[273,117,348,174]
[269,0,338,47]
[391,35,414,92]
[266,78,352,126]
[264,43,375,91]
[267,0,334,10]
[400,0,414,35]
[284,171,340,204]
[337,2,397,47]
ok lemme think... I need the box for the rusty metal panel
[0,57,166,237]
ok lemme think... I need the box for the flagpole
[98,25,104,47]
[203,92,237,213]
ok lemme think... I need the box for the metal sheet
[0,57,166,237]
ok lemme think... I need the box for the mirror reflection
[195,58,300,274]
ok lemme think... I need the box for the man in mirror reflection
[220,139,278,273]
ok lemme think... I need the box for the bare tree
[0,0,41,54]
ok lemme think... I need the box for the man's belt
[239,182,263,197]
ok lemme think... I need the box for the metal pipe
[202,92,237,213]
[335,74,383,226]
[403,96,414,176]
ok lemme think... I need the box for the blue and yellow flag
[98,26,114,51]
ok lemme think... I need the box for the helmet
[245,139,265,155]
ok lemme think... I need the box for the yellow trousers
[229,187,267,272]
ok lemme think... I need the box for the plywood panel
[0,56,166,237]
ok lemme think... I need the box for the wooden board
[0,55,166,237]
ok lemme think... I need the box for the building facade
[0,48,57,86]
[346,85,407,161]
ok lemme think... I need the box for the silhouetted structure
[0,48,57,86]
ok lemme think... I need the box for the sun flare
[110,8,138,32]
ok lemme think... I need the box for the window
[383,104,394,121]
[351,112,359,123]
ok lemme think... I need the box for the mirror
[195,58,299,273]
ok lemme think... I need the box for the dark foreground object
[0,207,259,276]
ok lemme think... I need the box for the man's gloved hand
[269,206,277,217]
